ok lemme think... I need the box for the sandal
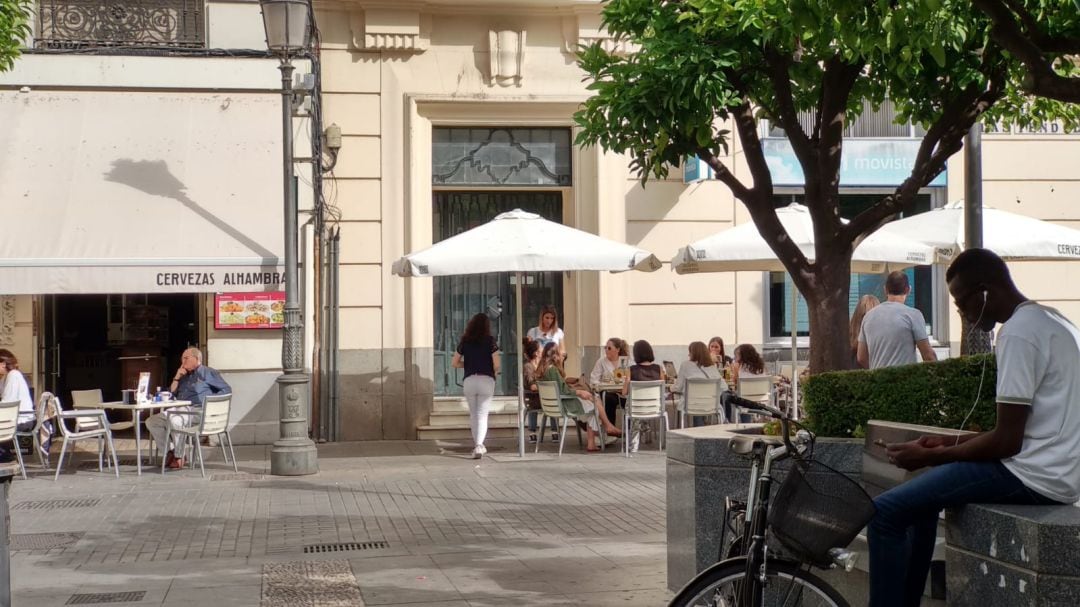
[586,446,602,453]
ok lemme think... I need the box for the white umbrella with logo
[671,204,937,418]
[393,209,662,457]
[874,200,1080,263]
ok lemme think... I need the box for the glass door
[433,191,564,396]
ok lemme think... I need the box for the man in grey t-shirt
[857,271,937,369]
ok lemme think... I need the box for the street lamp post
[260,0,318,475]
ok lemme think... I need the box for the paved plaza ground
[8,437,671,606]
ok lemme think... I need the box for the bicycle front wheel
[669,557,848,607]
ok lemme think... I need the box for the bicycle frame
[738,440,790,606]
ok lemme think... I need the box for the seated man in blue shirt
[147,347,231,469]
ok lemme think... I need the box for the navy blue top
[456,336,499,379]
[176,365,232,406]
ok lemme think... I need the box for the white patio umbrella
[392,209,662,457]
[671,204,937,418]
[874,200,1080,263]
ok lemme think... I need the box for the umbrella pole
[516,271,525,458]
[791,283,799,419]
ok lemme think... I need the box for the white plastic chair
[625,380,669,457]
[0,401,26,479]
[53,396,119,481]
[15,392,54,470]
[162,394,237,478]
[681,378,726,428]
[536,381,604,456]
[734,375,774,421]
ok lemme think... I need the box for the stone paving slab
[9,438,670,606]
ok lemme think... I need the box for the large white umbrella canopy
[393,208,662,457]
[873,200,1080,263]
[393,208,662,276]
[670,204,937,419]
[671,203,935,274]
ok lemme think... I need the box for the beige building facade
[316,0,1080,441]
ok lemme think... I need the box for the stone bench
[946,502,1080,606]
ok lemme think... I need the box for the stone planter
[665,424,862,591]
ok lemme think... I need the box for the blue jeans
[526,410,558,433]
[868,460,1060,607]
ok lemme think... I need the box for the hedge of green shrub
[802,354,997,438]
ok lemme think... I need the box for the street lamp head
[259,0,312,58]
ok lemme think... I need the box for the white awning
[0,90,284,294]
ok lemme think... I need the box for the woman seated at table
[621,339,665,393]
[709,336,735,379]
[673,341,728,426]
[590,337,628,424]
[538,343,621,451]
[620,340,666,451]
[732,344,766,378]
[523,339,558,443]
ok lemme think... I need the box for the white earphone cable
[955,293,991,445]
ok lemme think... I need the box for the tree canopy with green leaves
[575,0,1080,373]
[0,0,31,73]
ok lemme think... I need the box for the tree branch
[762,47,815,168]
[845,68,1007,240]
[730,100,775,197]
[698,150,754,202]
[974,0,1080,103]
[809,55,865,240]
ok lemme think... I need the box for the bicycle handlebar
[721,390,803,454]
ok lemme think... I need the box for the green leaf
[929,44,946,67]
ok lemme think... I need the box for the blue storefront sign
[762,139,948,187]
[683,155,714,184]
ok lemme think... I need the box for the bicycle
[669,392,876,607]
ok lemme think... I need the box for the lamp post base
[270,371,319,476]
[270,438,318,475]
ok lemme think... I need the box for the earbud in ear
[982,291,988,305]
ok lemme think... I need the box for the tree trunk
[800,256,855,374]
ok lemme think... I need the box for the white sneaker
[472,445,485,459]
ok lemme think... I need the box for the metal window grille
[766,100,925,139]
[36,0,205,49]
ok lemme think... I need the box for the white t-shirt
[1,369,34,424]
[996,301,1080,503]
[590,357,618,385]
[527,327,564,350]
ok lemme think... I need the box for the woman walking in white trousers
[452,313,501,459]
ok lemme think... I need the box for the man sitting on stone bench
[868,248,1080,607]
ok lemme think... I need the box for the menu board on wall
[215,292,285,330]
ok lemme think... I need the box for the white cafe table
[74,400,192,475]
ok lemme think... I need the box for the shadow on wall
[105,158,277,260]
[339,354,435,441]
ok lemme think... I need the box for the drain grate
[11,532,83,551]
[261,560,363,606]
[211,472,265,481]
[303,541,389,554]
[66,591,146,604]
[12,498,101,511]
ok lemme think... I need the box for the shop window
[432,128,572,187]
[768,194,935,339]
[36,0,205,49]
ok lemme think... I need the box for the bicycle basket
[770,459,876,568]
